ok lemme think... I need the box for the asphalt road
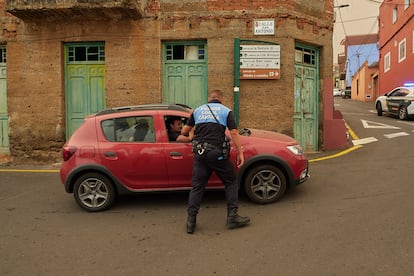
[1,98,413,275]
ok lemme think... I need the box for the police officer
[181,89,250,234]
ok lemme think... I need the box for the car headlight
[287,145,304,155]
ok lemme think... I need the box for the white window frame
[384,52,391,73]
[392,6,398,23]
[399,39,406,62]
[405,0,410,9]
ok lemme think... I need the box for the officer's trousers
[187,148,238,216]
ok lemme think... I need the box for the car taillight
[62,146,76,161]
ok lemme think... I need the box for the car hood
[238,128,298,144]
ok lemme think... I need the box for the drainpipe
[233,38,240,125]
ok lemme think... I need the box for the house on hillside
[378,0,414,94]
[0,0,348,163]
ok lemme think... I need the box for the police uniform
[185,99,249,233]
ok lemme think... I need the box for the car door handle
[104,151,117,157]
[170,151,184,160]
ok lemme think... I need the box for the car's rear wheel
[398,106,408,120]
[73,173,115,212]
[244,165,286,204]
[376,102,383,116]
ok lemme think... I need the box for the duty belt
[193,141,218,155]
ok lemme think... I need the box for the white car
[375,85,414,120]
[333,88,341,97]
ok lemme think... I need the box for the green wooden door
[0,46,8,153]
[293,45,318,151]
[163,42,207,109]
[65,43,105,139]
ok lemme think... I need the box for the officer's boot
[186,214,197,234]
[226,208,250,229]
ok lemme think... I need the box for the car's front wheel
[376,102,383,116]
[73,173,115,212]
[398,106,408,120]
[244,165,286,204]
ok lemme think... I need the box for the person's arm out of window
[178,125,194,142]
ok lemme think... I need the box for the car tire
[73,172,115,212]
[398,106,408,120]
[244,165,286,204]
[376,102,383,116]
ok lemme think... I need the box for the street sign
[253,19,275,35]
[240,69,280,79]
[240,44,281,79]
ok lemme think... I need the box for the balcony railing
[6,0,148,21]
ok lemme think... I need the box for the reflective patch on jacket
[193,103,230,126]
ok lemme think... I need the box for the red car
[60,104,309,211]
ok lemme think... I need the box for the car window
[164,115,188,142]
[101,116,156,142]
[398,88,410,96]
[388,89,400,97]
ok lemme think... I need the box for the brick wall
[0,0,334,163]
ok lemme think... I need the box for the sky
[333,0,382,61]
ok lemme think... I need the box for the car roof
[392,86,414,91]
[95,104,192,116]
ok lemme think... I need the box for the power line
[365,0,382,4]
[335,15,378,23]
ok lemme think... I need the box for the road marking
[361,119,400,129]
[384,132,410,139]
[352,137,378,145]
[396,121,414,126]
[309,145,363,163]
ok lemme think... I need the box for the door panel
[294,65,318,151]
[66,64,105,138]
[100,142,169,189]
[0,62,9,151]
[67,65,88,137]
[165,64,185,104]
[65,43,105,139]
[164,63,205,108]
[89,67,105,113]
[187,64,205,108]
[163,42,207,109]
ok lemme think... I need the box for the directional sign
[240,69,280,79]
[240,58,280,69]
[240,52,280,58]
[239,44,281,79]
[240,45,280,52]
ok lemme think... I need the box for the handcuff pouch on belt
[192,137,231,160]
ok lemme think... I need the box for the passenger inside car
[134,118,155,142]
[165,116,193,142]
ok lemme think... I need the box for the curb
[308,122,361,163]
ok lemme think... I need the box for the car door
[161,114,223,188]
[386,89,401,114]
[98,115,169,190]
